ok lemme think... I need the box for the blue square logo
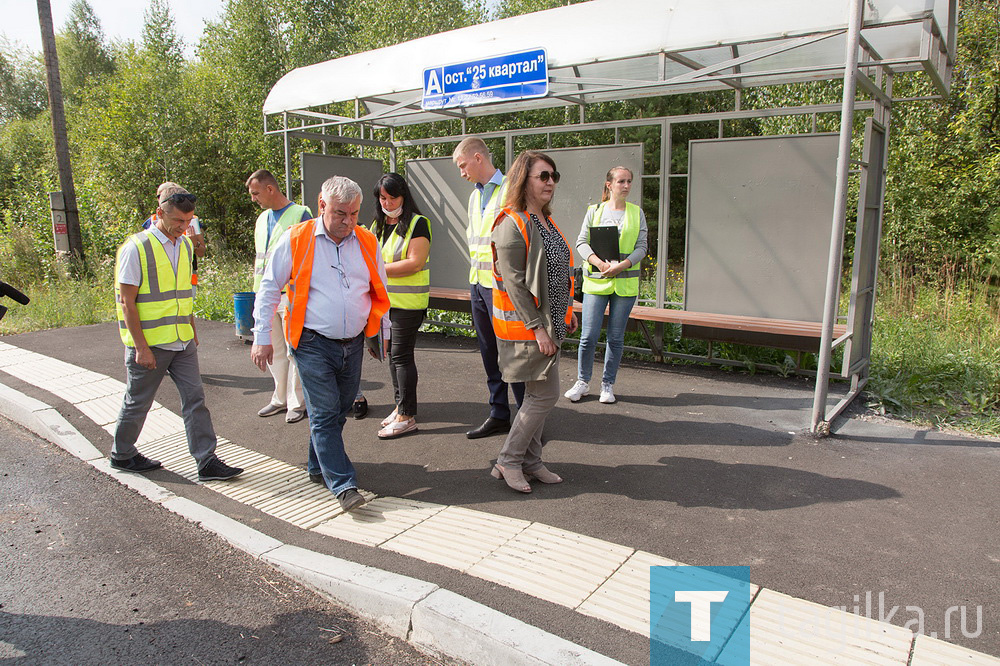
[650,566,755,665]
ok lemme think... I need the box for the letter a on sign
[425,69,442,96]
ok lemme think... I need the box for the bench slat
[428,287,845,339]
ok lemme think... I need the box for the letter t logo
[675,590,729,641]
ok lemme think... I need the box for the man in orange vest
[250,176,390,513]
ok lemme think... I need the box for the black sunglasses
[159,192,197,205]
[533,170,560,184]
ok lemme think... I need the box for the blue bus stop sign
[422,48,548,110]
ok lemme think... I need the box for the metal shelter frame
[261,0,956,433]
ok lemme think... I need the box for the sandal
[377,417,418,439]
[380,408,398,428]
[490,463,531,493]
[525,465,562,484]
[353,397,368,420]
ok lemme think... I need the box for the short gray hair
[321,176,362,205]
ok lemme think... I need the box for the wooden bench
[428,286,847,357]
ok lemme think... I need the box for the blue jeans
[291,329,364,496]
[577,292,637,385]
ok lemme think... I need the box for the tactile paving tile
[910,634,1000,665]
[101,407,183,445]
[49,377,125,404]
[0,348,41,368]
[1,356,85,382]
[76,394,129,426]
[577,550,684,636]
[202,454,310,504]
[716,588,914,666]
[30,369,107,391]
[466,522,635,609]
[253,485,377,529]
[381,505,530,571]
[314,497,446,547]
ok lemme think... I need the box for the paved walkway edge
[0,383,622,666]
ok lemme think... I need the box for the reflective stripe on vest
[254,203,310,292]
[115,231,194,347]
[282,220,391,349]
[489,208,574,342]
[370,214,431,310]
[582,202,641,297]
[468,180,507,287]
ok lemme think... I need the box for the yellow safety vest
[582,202,642,297]
[371,214,431,310]
[254,203,310,292]
[115,230,194,347]
[468,179,507,287]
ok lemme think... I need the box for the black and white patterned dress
[529,213,570,342]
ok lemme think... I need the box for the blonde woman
[489,151,578,493]
[565,166,648,404]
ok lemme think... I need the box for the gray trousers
[497,351,561,473]
[112,343,217,468]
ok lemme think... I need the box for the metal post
[811,0,864,435]
[283,112,292,197]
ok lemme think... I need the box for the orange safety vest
[283,219,390,348]
[490,208,574,342]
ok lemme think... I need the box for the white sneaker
[599,383,616,404]
[564,379,589,402]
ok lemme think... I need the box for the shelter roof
[264,0,955,127]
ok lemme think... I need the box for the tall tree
[56,0,114,105]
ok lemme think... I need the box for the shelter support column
[811,0,864,435]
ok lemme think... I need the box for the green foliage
[56,0,115,105]
[0,39,48,122]
[866,281,1000,435]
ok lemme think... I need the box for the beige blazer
[491,212,571,384]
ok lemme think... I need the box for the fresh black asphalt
[2,320,997,664]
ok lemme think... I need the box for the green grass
[0,257,254,334]
[2,256,997,436]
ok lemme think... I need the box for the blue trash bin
[233,291,256,338]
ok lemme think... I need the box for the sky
[1,0,225,57]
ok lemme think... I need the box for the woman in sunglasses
[488,151,578,493]
[369,173,432,439]
[565,166,648,405]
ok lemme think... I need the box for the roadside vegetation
[0,0,997,436]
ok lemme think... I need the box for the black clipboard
[588,225,620,262]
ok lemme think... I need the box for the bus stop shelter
[260,0,956,434]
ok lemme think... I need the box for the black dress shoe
[309,473,324,484]
[353,397,368,420]
[466,417,511,439]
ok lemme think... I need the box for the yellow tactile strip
[5,342,1000,665]
[466,522,635,609]
[578,550,684,636]
[314,497,447,547]
[382,505,530,571]
[911,634,1000,665]
[716,588,914,665]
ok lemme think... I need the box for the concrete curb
[0,382,623,666]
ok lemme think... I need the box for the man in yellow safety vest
[111,183,243,481]
[453,137,525,439]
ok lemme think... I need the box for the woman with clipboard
[565,166,648,405]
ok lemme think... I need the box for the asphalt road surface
[0,418,447,665]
